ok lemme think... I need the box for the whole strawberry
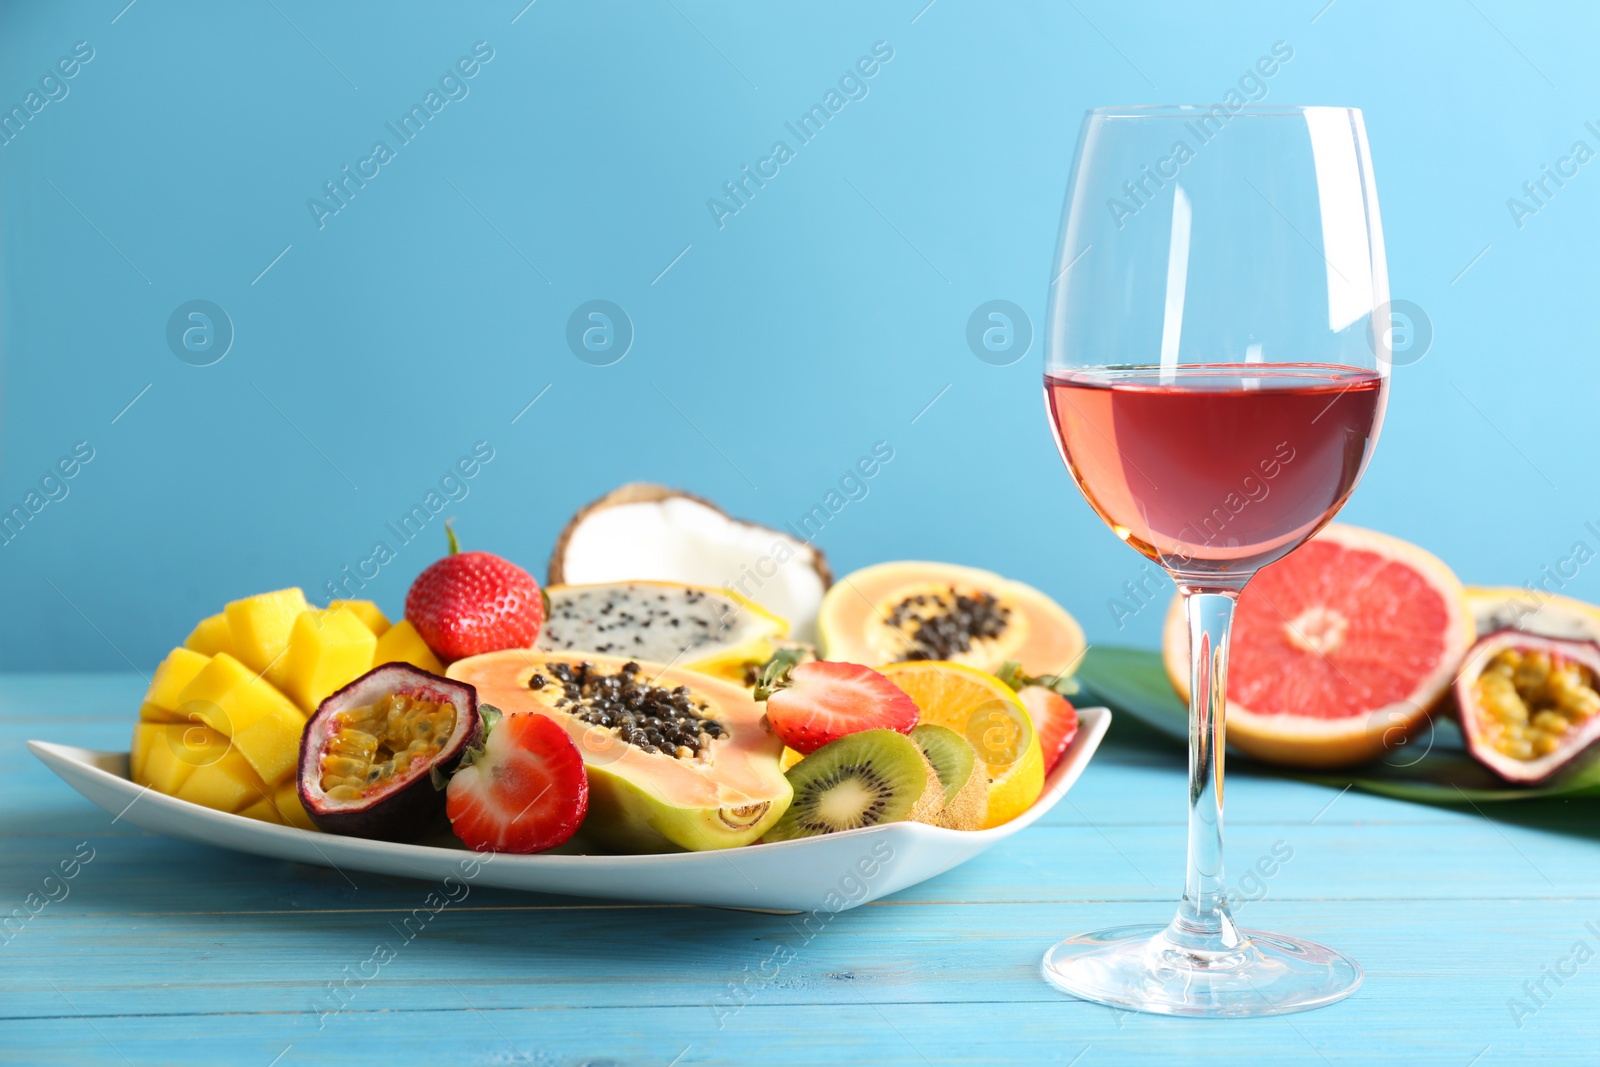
[405,524,544,660]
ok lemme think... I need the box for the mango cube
[280,608,378,713]
[184,613,234,658]
[177,653,303,737]
[145,647,212,712]
[176,747,271,814]
[238,796,286,825]
[230,704,309,785]
[329,599,391,637]
[372,619,445,674]
[140,724,230,795]
[274,783,317,831]
[139,701,186,724]
[130,722,162,781]
[224,587,309,683]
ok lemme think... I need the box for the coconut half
[549,484,832,642]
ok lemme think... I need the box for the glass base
[1042,923,1361,1018]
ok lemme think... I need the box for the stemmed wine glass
[1041,105,1390,1016]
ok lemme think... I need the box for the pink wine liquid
[1045,364,1385,579]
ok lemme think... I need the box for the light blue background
[1,0,1592,670]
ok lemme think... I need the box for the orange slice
[877,661,1044,827]
[1161,523,1474,768]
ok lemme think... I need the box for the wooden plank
[0,815,1595,921]
[2,898,1594,1011]
[2,897,1595,1064]
[9,675,1600,1066]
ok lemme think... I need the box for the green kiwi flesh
[908,723,989,831]
[763,729,932,841]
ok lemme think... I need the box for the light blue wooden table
[6,674,1597,1066]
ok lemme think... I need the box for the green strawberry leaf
[995,659,1082,698]
[752,648,807,701]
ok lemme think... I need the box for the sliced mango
[130,722,162,781]
[138,701,187,724]
[230,703,308,785]
[178,653,303,737]
[145,647,212,712]
[176,747,271,814]
[273,783,317,831]
[330,599,391,638]
[238,796,286,825]
[225,587,309,684]
[140,724,230,795]
[184,612,234,657]
[373,619,445,674]
[280,608,378,713]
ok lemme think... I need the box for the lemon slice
[878,661,1045,828]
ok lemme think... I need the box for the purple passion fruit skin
[297,663,481,841]
[1457,630,1600,786]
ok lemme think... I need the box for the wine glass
[1041,105,1390,1017]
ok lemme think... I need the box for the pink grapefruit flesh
[1161,523,1474,768]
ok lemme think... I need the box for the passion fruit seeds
[531,659,725,759]
[1472,646,1600,760]
[297,664,481,841]
[318,692,457,802]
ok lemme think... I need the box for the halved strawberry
[444,707,587,853]
[754,651,919,754]
[997,661,1080,774]
[1018,687,1079,774]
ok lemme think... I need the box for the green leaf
[1075,646,1600,804]
[752,648,806,701]
[995,659,1082,698]
[454,703,503,774]
[1074,647,1189,745]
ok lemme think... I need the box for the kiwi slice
[909,724,990,831]
[764,729,937,841]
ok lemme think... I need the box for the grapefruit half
[1160,523,1474,768]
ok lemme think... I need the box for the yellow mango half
[184,612,234,658]
[372,619,445,674]
[329,599,391,637]
[280,608,377,713]
[224,588,309,684]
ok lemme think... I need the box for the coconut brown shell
[548,482,832,590]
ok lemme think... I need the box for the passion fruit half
[297,663,481,840]
[1457,631,1600,785]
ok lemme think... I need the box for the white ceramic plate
[28,706,1108,913]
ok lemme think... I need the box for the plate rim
[27,705,1110,867]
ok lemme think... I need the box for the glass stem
[1167,587,1243,952]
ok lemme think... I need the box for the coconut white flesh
[555,497,828,642]
[536,583,779,665]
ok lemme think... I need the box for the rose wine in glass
[1046,365,1384,574]
[1041,106,1391,1016]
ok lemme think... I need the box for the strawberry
[754,650,919,754]
[406,523,543,660]
[445,707,588,853]
[997,661,1080,774]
